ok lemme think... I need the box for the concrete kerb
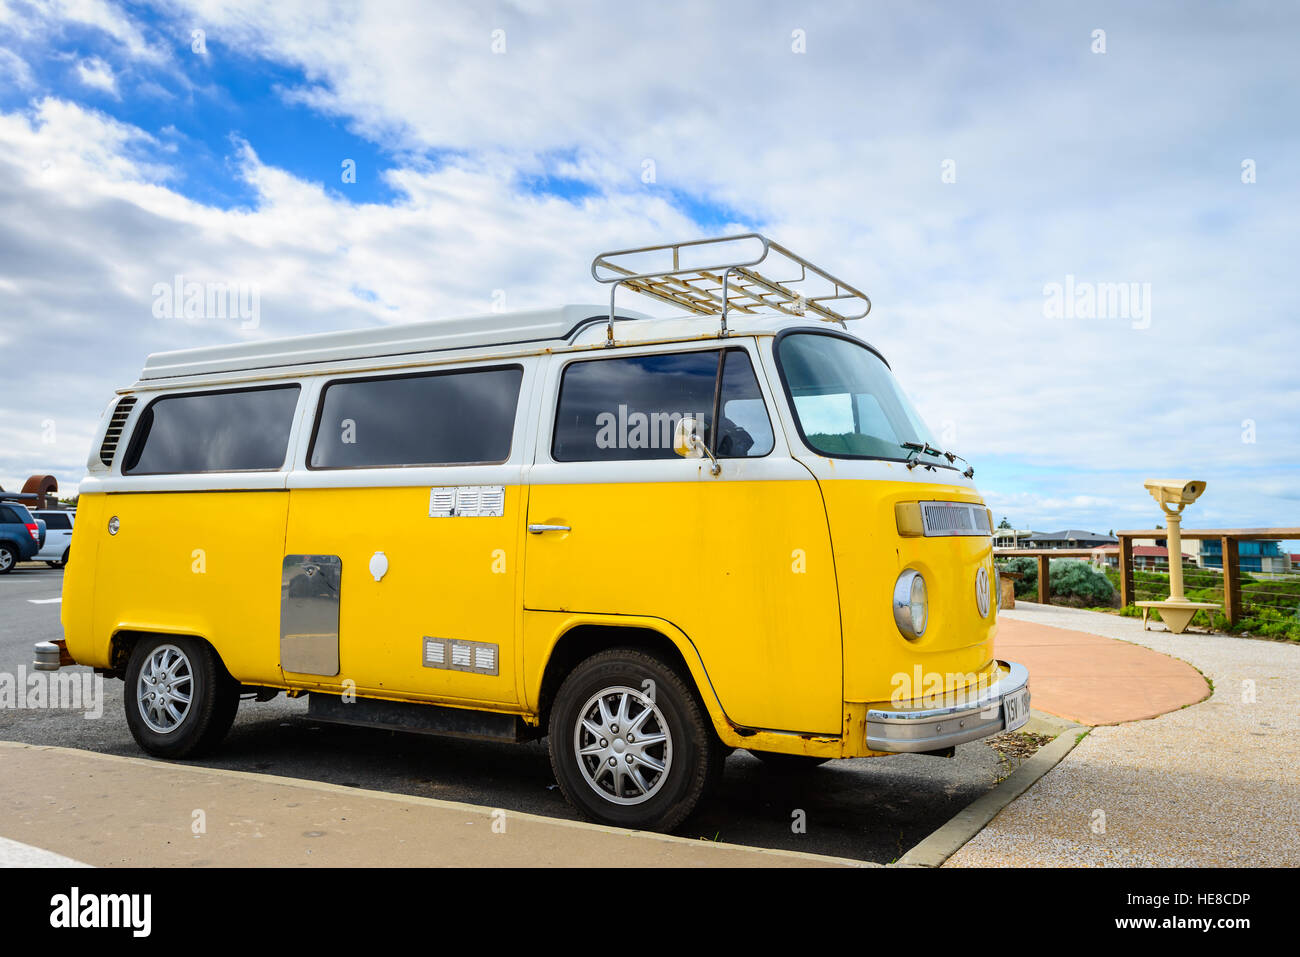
[892,710,1087,868]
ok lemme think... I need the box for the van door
[283,361,533,708]
[523,344,843,735]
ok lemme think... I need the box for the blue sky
[1,0,1297,541]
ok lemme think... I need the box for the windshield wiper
[900,441,938,472]
[901,441,975,479]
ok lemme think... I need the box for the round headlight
[893,569,928,639]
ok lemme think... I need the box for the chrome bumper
[865,660,1030,753]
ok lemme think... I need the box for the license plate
[1002,687,1031,731]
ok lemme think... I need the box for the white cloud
[50,0,163,63]
[74,54,118,95]
[0,45,32,87]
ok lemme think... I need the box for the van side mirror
[673,417,721,475]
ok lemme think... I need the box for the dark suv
[0,501,45,573]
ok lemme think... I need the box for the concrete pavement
[0,741,862,867]
[949,603,1300,867]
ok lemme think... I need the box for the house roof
[1027,529,1119,544]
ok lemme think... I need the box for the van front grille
[920,501,991,537]
[98,395,137,467]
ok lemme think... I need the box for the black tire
[749,750,830,772]
[0,543,16,574]
[48,547,70,568]
[548,648,720,832]
[123,636,239,759]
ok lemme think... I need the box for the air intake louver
[920,501,992,537]
[98,396,137,467]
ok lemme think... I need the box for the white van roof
[138,305,633,382]
[135,304,844,385]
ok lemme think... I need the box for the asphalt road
[0,565,1015,863]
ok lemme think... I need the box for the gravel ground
[948,603,1300,867]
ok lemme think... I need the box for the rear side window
[0,505,26,524]
[37,512,72,529]
[552,348,773,462]
[309,365,523,469]
[123,386,301,474]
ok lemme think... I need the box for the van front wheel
[548,649,718,832]
[123,636,239,759]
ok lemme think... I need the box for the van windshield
[776,332,950,467]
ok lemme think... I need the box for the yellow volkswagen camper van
[38,235,1029,831]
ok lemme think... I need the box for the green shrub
[995,557,1115,605]
[1050,560,1115,605]
[998,557,1039,599]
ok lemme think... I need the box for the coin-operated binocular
[1134,479,1219,634]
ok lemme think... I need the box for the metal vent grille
[423,636,499,676]
[428,488,457,516]
[428,485,506,518]
[920,502,992,537]
[98,395,137,467]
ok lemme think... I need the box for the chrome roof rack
[591,233,871,345]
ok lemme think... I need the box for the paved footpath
[949,603,1300,867]
[997,613,1210,725]
[0,741,859,868]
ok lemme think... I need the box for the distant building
[993,528,1035,549]
[1025,529,1118,549]
[1089,544,1191,570]
[1200,539,1292,575]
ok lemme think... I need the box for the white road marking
[0,835,92,867]
[27,597,62,604]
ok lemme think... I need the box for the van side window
[716,350,775,458]
[309,365,523,469]
[123,385,301,474]
[552,348,773,462]
[553,351,718,462]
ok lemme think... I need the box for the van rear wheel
[548,649,719,832]
[123,636,239,759]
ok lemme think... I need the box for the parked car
[33,509,74,567]
[0,501,43,573]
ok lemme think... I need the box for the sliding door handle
[528,524,571,534]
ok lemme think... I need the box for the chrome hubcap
[0,550,12,571]
[574,686,671,806]
[136,644,194,734]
